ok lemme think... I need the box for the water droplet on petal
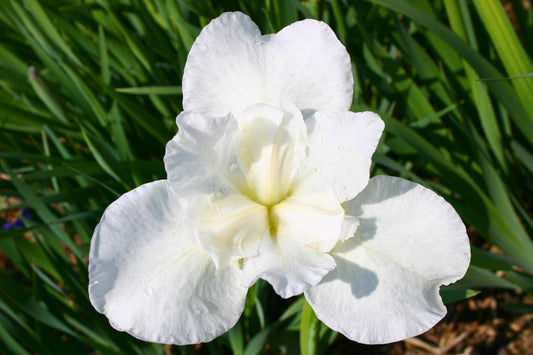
[195,304,209,314]
[196,43,207,52]
[254,39,262,45]
[338,145,344,151]
[214,206,221,212]
[145,287,153,296]
[321,139,327,144]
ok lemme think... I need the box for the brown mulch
[335,291,533,355]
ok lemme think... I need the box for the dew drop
[338,145,344,151]
[196,43,207,52]
[145,287,153,296]
[214,206,221,212]
[321,139,327,144]
[254,39,262,45]
[193,304,209,315]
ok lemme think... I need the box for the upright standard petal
[182,12,353,118]
[237,103,307,205]
[89,181,248,344]
[268,18,353,115]
[296,111,384,202]
[183,12,265,118]
[305,176,470,344]
[165,111,243,197]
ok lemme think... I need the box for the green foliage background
[1,0,532,353]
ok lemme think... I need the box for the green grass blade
[28,67,69,124]
[300,300,319,355]
[227,322,244,355]
[80,128,128,186]
[440,289,480,304]
[0,319,32,355]
[1,162,86,260]
[0,271,80,339]
[99,25,111,85]
[473,0,533,113]
[115,86,182,95]
[366,0,533,145]
[444,0,506,170]
[21,0,82,66]
[451,265,519,290]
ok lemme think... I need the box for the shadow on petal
[338,216,378,248]
[342,259,379,299]
[89,258,120,312]
[319,218,380,299]
[318,252,379,300]
[343,176,418,218]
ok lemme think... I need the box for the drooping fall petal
[89,181,248,344]
[305,176,470,344]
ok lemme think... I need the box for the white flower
[89,12,470,345]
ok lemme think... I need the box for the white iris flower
[89,12,470,345]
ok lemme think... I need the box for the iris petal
[305,176,470,344]
[274,193,345,252]
[237,103,307,205]
[296,111,384,203]
[183,12,353,118]
[89,181,248,344]
[196,194,269,267]
[245,234,336,298]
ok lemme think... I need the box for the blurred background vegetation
[1,0,532,353]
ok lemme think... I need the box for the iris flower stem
[300,299,319,355]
